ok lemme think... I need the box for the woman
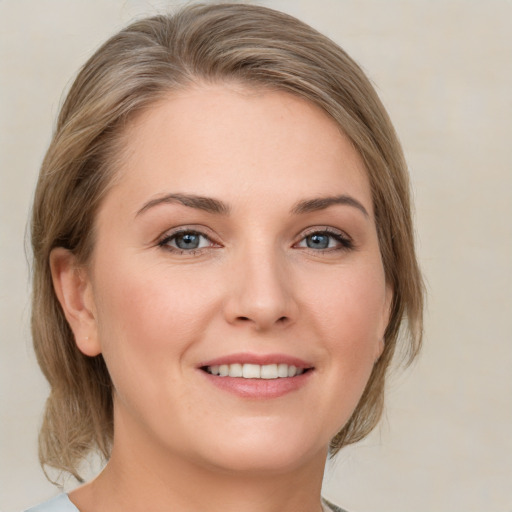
[27,3,423,511]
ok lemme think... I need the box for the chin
[195,428,327,475]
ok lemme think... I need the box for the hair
[31,2,423,481]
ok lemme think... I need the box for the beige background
[1,1,511,511]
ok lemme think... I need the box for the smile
[203,363,307,379]
[198,353,314,398]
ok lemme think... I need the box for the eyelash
[157,229,217,255]
[296,227,354,253]
[157,227,354,255]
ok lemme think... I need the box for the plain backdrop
[1,1,511,511]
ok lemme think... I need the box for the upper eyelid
[161,230,211,242]
[157,225,218,243]
[294,227,355,252]
[296,226,352,241]
[156,225,352,247]
[157,230,219,254]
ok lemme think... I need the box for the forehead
[109,83,373,216]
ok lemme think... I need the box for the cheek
[309,264,387,337]
[91,260,219,382]
[311,271,387,432]
[300,262,388,386]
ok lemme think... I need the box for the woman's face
[78,84,391,474]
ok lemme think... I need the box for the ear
[49,247,101,357]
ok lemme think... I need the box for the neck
[70,415,328,512]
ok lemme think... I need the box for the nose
[223,244,298,331]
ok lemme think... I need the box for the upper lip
[198,352,314,369]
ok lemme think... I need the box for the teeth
[228,363,243,377]
[205,363,308,379]
[277,363,289,378]
[243,364,261,379]
[260,364,277,379]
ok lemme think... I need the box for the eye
[158,229,215,253]
[295,229,353,251]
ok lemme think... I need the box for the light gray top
[25,493,347,512]
[24,494,78,512]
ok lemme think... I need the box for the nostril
[237,315,289,324]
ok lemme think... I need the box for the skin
[51,84,391,512]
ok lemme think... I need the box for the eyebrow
[291,195,369,217]
[136,192,368,218]
[136,193,231,217]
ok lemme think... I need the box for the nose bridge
[225,238,297,330]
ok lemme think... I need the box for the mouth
[201,363,309,379]
[198,354,314,398]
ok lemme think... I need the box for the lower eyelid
[156,226,227,255]
[157,228,353,252]
[296,230,353,249]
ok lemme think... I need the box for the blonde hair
[31,2,423,481]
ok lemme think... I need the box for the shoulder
[322,497,350,512]
[24,494,79,512]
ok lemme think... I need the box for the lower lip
[199,370,313,399]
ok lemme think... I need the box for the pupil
[176,233,199,249]
[307,234,329,249]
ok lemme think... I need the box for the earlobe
[49,248,101,357]
[375,337,385,363]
